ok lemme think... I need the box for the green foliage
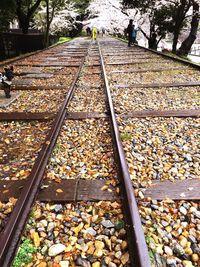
[115,220,125,230]
[0,0,16,33]
[12,239,37,267]
[58,36,71,42]
[71,0,90,20]
[120,133,132,141]
[148,250,155,262]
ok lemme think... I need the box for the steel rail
[98,41,151,267]
[0,44,89,267]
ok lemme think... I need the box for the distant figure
[132,25,139,44]
[92,26,97,41]
[86,26,91,36]
[0,66,14,98]
[126,19,139,46]
[102,27,105,36]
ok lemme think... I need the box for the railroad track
[0,37,199,267]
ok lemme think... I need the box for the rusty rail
[98,41,151,267]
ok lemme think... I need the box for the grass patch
[57,37,72,44]
[13,239,37,267]
[120,132,132,141]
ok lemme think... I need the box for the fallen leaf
[101,185,108,191]
[187,187,193,191]
[56,188,63,193]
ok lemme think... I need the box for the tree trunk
[177,1,199,56]
[44,0,50,47]
[149,22,157,50]
[172,0,191,53]
[19,17,30,34]
[16,0,42,34]
[172,29,180,53]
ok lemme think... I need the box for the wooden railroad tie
[121,109,200,118]
[0,112,56,121]
[12,85,68,90]
[144,179,200,201]
[110,67,194,74]
[115,81,200,89]
[0,179,199,202]
[0,180,117,202]
[1,110,197,121]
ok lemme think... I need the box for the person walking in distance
[92,26,97,41]
[127,20,139,46]
[127,19,134,47]
[132,25,139,44]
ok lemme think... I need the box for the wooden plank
[38,180,77,202]
[0,112,55,121]
[15,63,80,67]
[106,59,163,65]
[116,81,200,89]
[111,67,193,74]
[120,109,200,119]
[144,179,200,200]
[66,112,108,120]
[12,85,67,90]
[86,64,101,67]
[103,52,148,56]
[77,180,117,201]
[0,180,25,201]
[0,180,117,202]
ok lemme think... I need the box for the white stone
[48,244,66,257]
[60,261,69,267]
[164,246,173,256]
[179,206,187,215]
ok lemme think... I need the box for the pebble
[92,262,100,267]
[47,222,55,232]
[85,227,97,236]
[182,260,194,267]
[108,262,117,267]
[101,220,115,228]
[164,246,173,256]
[48,244,66,257]
[166,258,177,265]
[188,235,197,244]
[180,207,188,216]
[191,254,199,262]
[60,261,69,267]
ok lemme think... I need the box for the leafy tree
[178,1,200,56]
[15,0,42,34]
[72,0,90,20]
[43,0,65,47]
[167,0,193,53]
[0,0,16,33]
[122,0,173,49]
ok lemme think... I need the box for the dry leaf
[56,188,63,193]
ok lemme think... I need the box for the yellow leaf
[56,188,63,193]
[101,185,108,191]
[33,232,40,247]
[4,139,10,144]
[73,222,84,236]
